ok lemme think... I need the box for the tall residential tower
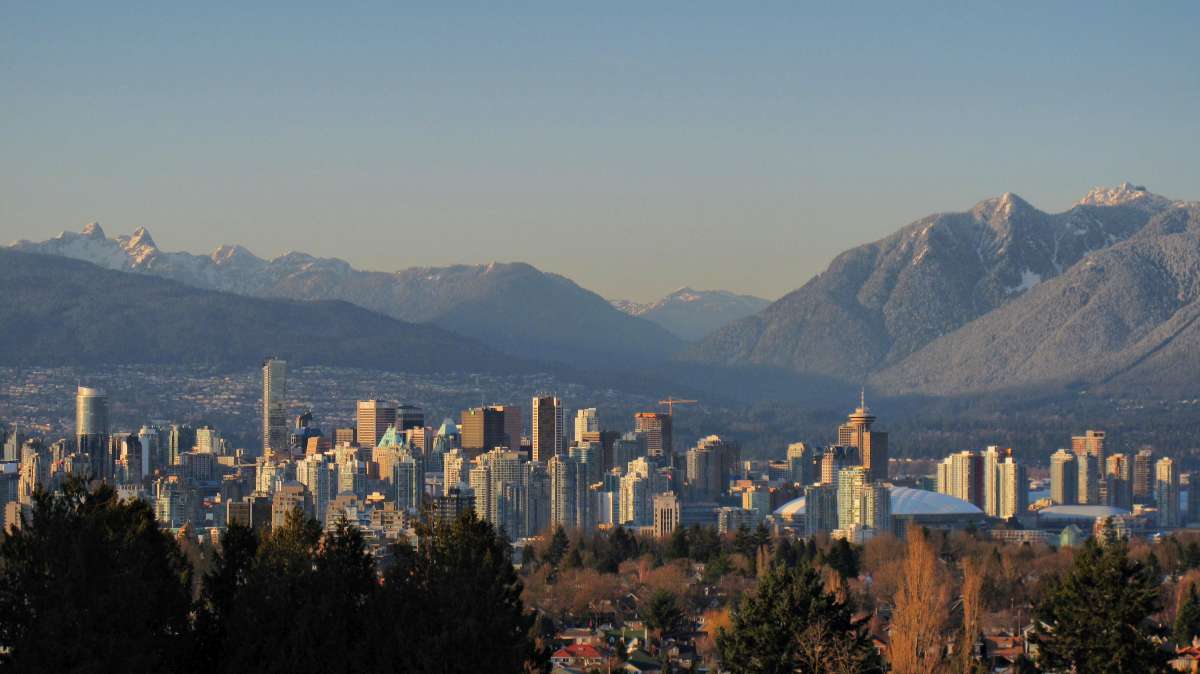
[262,358,288,458]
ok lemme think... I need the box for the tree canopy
[0,480,193,672]
[0,482,545,674]
[716,563,881,674]
[1031,537,1168,672]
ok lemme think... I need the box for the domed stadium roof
[772,487,984,518]
[1038,504,1130,520]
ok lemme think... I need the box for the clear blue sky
[3,2,1198,301]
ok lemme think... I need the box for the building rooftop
[773,486,984,518]
[1038,504,1130,520]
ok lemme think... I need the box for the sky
[3,3,1199,302]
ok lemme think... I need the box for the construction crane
[658,397,697,416]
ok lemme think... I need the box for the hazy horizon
[4,3,1198,302]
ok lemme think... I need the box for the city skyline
[6,4,1200,670]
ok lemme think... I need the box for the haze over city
[4,3,1199,301]
[7,3,1200,673]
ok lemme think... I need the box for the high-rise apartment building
[1071,430,1106,462]
[1134,448,1155,504]
[820,446,854,485]
[523,461,551,537]
[634,412,673,461]
[1156,457,1181,529]
[531,396,565,462]
[393,452,422,514]
[470,448,524,537]
[999,454,1028,519]
[1050,449,1077,505]
[76,386,109,479]
[262,358,288,458]
[574,408,600,445]
[167,424,194,466]
[443,448,466,495]
[1104,453,1134,510]
[1076,453,1101,505]
[936,451,984,508]
[549,454,578,530]
[195,426,222,454]
[982,446,1003,517]
[686,443,718,500]
[804,483,838,535]
[271,480,312,530]
[979,447,1026,519]
[787,442,816,485]
[298,455,334,523]
[136,425,162,477]
[111,433,142,484]
[836,466,868,531]
[356,400,397,450]
[837,394,889,481]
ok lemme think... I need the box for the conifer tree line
[0,480,1195,673]
[0,480,543,673]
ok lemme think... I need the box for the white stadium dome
[772,486,983,518]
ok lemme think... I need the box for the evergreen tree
[825,538,860,579]
[378,511,543,673]
[564,544,584,569]
[546,525,569,567]
[1176,583,1200,646]
[193,522,258,668]
[688,524,722,563]
[1031,538,1167,672]
[716,563,881,674]
[0,479,193,671]
[733,525,755,558]
[215,508,336,672]
[644,590,685,652]
[666,525,690,560]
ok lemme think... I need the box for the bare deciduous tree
[958,557,984,674]
[890,529,951,674]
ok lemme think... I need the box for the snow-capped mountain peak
[610,287,770,340]
[81,222,106,239]
[126,226,156,250]
[1076,182,1174,211]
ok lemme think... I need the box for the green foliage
[687,525,723,563]
[644,590,685,637]
[0,481,545,673]
[0,479,193,671]
[1176,584,1200,646]
[207,510,378,672]
[546,525,569,567]
[823,538,860,579]
[1030,538,1168,672]
[376,511,543,673]
[716,563,881,674]
[666,525,690,560]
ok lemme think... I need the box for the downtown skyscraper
[262,358,288,458]
[531,395,564,462]
[76,386,108,479]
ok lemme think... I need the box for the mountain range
[8,226,681,368]
[10,182,1200,403]
[0,249,523,374]
[611,288,770,341]
[687,182,1200,397]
